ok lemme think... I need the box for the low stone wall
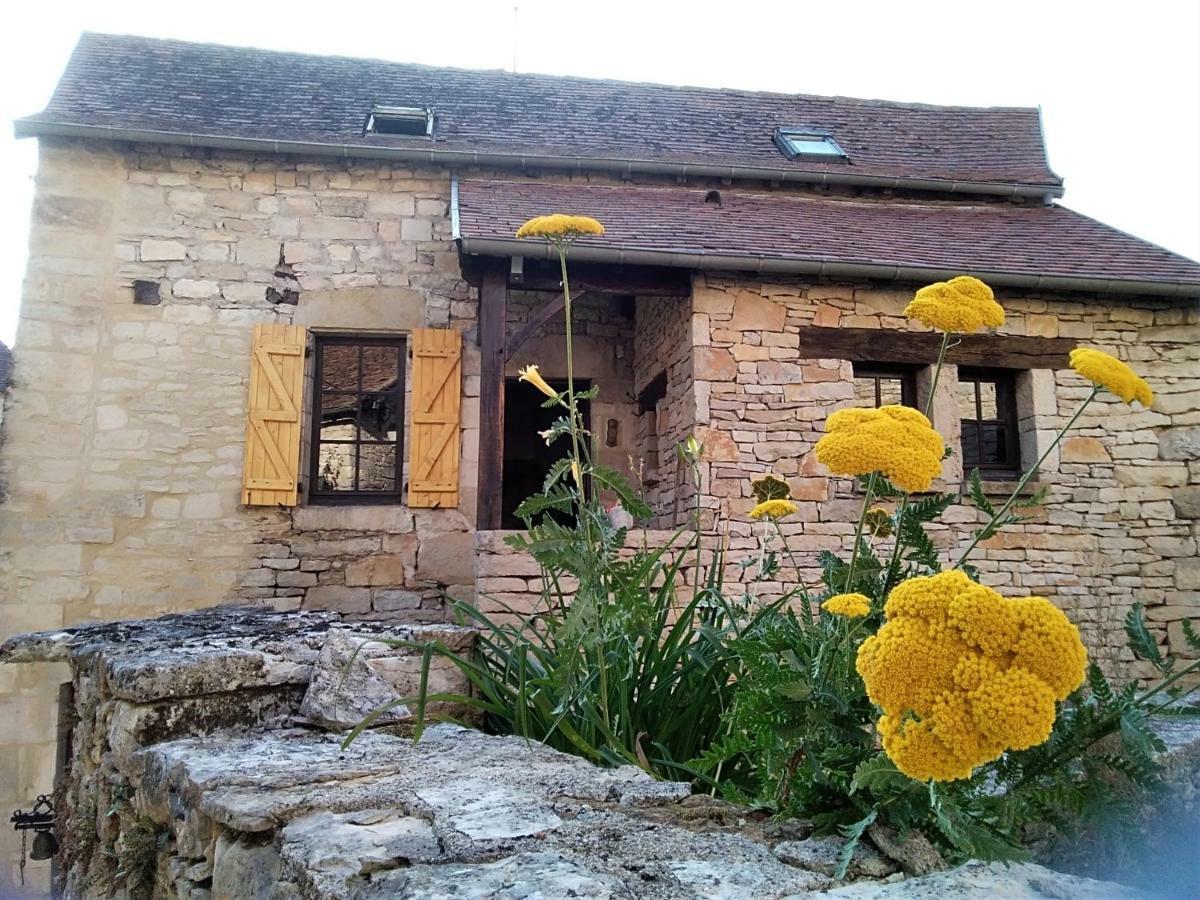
[0,607,474,897]
[0,608,1152,899]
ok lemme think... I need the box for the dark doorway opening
[502,377,591,529]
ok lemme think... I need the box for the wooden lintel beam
[511,260,691,296]
[477,265,508,531]
[793,326,1077,370]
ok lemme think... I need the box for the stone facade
[2,135,1199,889]
[688,273,1199,673]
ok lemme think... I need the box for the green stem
[845,472,878,593]
[954,386,1099,569]
[1135,656,1200,708]
[771,518,814,624]
[883,330,954,592]
[557,245,583,480]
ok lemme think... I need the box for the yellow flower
[1069,347,1153,407]
[515,214,605,241]
[814,405,944,493]
[751,473,792,503]
[517,364,558,399]
[749,499,799,521]
[903,276,1005,334]
[571,458,584,490]
[822,593,872,618]
[682,435,702,460]
[856,571,1087,781]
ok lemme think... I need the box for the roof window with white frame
[774,127,848,161]
[365,106,434,136]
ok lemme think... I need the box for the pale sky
[1,0,1198,345]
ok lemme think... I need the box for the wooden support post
[477,265,508,530]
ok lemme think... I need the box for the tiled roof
[455,180,1200,296]
[18,33,1061,195]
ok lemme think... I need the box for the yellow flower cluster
[750,499,799,521]
[823,593,872,618]
[1069,348,1154,408]
[856,571,1086,781]
[903,276,1005,334]
[814,405,944,493]
[515,214,606,240]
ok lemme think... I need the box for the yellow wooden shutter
[408,328,462,508]
[242,323,306,506]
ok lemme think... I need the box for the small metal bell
[30,828,58,861]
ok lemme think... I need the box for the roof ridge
[73,31,1043,116]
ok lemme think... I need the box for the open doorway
[502,377,591,529]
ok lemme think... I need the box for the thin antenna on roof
[512,5,519,72]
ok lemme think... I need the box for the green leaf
[1124,603,1169,673]
[966,469,995,516]
[850,755,911,796]
[1182,619,1200,653]
[835,810,878,880]
[589,464,653,520]
[776,681,813,702]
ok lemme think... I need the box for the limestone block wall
[0,138,480,887]
[690,273,1200,674]
[633,294,696,526]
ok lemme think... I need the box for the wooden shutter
[408,328,462,508]
[242,323,306,506]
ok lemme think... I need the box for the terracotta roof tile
[456,180,1200,295]
[21,33,1060,192]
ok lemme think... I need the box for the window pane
[358,444,397,492]
[958,381,977,419]
[361,345,401,392]
[853,377,879,407]
[878,377,904,407]
[785,135,842,156]
[978,381,998,419]
[319,393,359,442]
[980,424,1010,466]
[357,393,401,441]
[321,345,359,391]
[961,421,980,466]
[316,444,356,491]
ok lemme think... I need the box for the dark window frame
[308,334,406,506]
[852,362,918,408]
[958,367,1021,475]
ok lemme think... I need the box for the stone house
[2,31,1200,886]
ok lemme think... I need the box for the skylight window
[366,106,433,137]
[774,128,847,161]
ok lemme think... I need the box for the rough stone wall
[690,273,1200,675]
[0,138,478,887]
[633,295,696,526]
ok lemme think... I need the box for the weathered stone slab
[298,625,475,730]
[362,852,623,899]
[280,809,440,898]
[775,834,897,878]
[814,859,1145,898]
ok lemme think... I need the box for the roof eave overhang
[458,236,1200,299]
[13,118,1066,200]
